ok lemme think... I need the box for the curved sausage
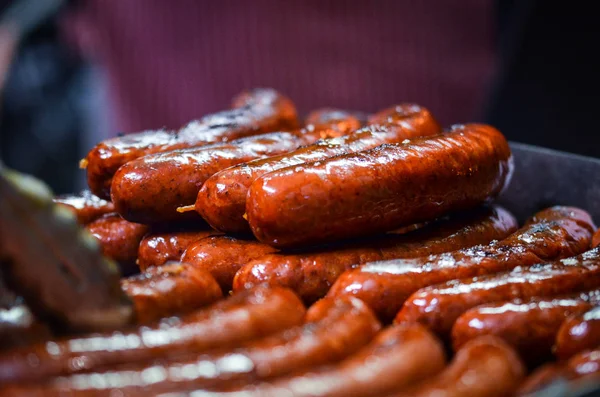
[328,206,596,321]
[397,247,600,339]
[15,297,379,395]
[234,206,518,304]
[196,104,440,234]
[517,347,600,395]
[85,213,149,276]
[171,323,445,397]
[111,109,356,225]
[0,286,305,384]
[555,305,600,360]
[53,191,115,225]
[593,229,600,248]
[247,123,513,249]
[389,336,525,397]
[181,235,278,292]
[451,291,600,365]
[112,109,359,225]
[137,229,218,271]
[85,88,298,199]
[121,262,223,323]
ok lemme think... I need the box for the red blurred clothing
[67,0,495,135]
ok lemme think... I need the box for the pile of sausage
[1,88,599,396]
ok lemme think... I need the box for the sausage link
[451,290,600,365]
[196,104,440,234]
[15,297,379,396]
[555,305,600,360]
[112,109,356,225]
[0,285,305,384]
[85,213,150,276]
[234,206,517,304]
[517,347,600,395]
[246,123,512,249]
[181,235,279,292]
[53,191,115,225]
[397,247,600,339]
[113,109,358,225]
[121,262,223,323]
[328,206,596,321]
[137,229,218,271]
[111,132,304,224]
[167,323,445,397]
[85,88,298,199]
[388,336,525,397]
[593,229,600,248]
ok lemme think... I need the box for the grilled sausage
[137,229,217,271]
[555,305,600,360]
[451,290,600,365]
[246,123,513,249]
[397,247,600,339]
[121,262,223,323]
[517,347,600,395]
[85,88,298,199]
[167,323,445,397]
[0,286,305,384]
[234,206,518,304]
[388,336,525,397]
[14,297,379,396]
[196,104,440,234]
[181,235,278,292]
[328,206,595,321]
[53,191,115,225]
[85,213,149,275]
[593,229,600,248]
[112,109,359,225]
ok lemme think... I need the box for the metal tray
[498,142,600,396]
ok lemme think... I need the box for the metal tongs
[0,160,133,334]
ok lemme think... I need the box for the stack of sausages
[2,88,598,396]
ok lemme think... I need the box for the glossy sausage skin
[20,297,379,395]
[179,323,445,397]
[451,290,600,365]
[121,262,223,323]
[389,336,525,397]
[593,229,600,248]
[0,286,305,384]
[137,229,217,271]
[52,191,114,224]
[85,213,149,276]
[181,235,278,292]
[85,88,298,199]
[234,206,518,304]
[112,132,308,224]
[329,206,596,321]
[247,123,513,249]
[112,110,358,225]
[196,104,440,234]
[397,247,600,338]
[555,305,600,360]
[517,347,600,395]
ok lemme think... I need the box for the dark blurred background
[0,0,598,194]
